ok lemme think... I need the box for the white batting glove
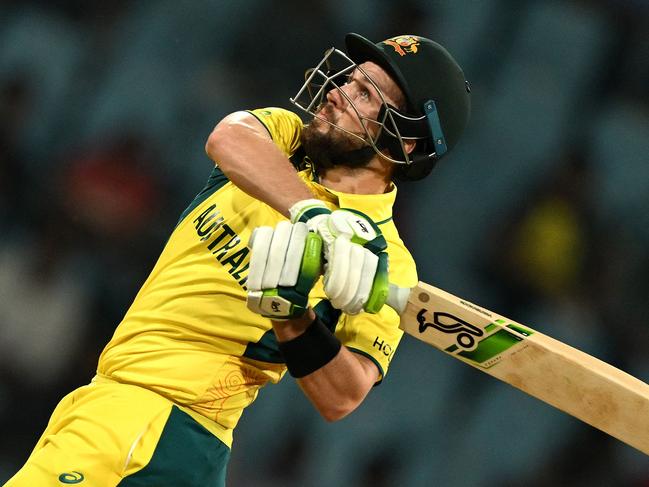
[288,199,333,248]
[289,199,390,315]
[247,221,323,320]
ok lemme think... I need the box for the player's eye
[359,88,370,101]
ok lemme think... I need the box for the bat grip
[385,283,410,316]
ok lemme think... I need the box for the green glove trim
[294,232,323,295]
[364,252,390,314]
[362,235,388,255]
[296,206,332,224]
[260,288,308,319]
[257,232,323,320]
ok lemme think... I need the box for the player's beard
[300,104,376,170]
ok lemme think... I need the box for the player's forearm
[205,113,314,218]
[272,312,378,422]
[296,347,376,422]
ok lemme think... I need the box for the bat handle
[385,283,410,316]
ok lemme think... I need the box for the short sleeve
[246,107,304,157]
[334,229,418,384]
[335,306,404,384]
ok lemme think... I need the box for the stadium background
[1,0,648,485]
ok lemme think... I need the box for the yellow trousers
[5,379,230,486]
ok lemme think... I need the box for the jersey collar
[299,169,396,224]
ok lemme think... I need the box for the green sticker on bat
[438,318,534,368]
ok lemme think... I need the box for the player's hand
[247,221,323,320]
[289,199,390,315]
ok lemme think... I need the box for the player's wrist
[277,313,341,378]
[271,308,316,340]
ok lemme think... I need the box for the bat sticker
[416,309,484,350]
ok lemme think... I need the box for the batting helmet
[345,33,471,180]
[290,32,471,180]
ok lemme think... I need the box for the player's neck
[319,157,393,195]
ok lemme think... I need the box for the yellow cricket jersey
[97,107,418,447]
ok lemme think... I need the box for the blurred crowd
[0,0,648,486]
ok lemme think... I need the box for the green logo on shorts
[59,471,84,483]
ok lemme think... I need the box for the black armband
[278,316,342,378]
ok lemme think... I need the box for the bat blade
[389,281,649,456]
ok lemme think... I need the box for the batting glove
[289,199,390,315]
[247,221,323,320]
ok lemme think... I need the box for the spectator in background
[59,133,168,349]
[481,147,602,313]
[0,199,91,465]
[478,147,627,485]
[61,133,162,241]
[479,147,611,368]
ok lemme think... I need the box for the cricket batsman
[6,32,470,486]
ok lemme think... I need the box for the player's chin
[305,118,332,137]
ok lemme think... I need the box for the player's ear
[381,138,417,164]
[403,138,417,155]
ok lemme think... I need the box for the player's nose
[326,86,348,111]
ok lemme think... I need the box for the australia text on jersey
[193,204,250,289]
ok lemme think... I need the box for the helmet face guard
[290,47,434,166]
[291,33,471,180]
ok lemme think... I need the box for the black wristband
[278,316,342,378]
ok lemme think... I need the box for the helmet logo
[383,36,420,56]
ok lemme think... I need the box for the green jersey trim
[176,166,230,226]
[245,110,274,140]
[347,347,385,386]
[314,299,342,332]
[375,216,393,225]
[243,328,284,364]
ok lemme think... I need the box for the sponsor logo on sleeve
[373,336,395,362]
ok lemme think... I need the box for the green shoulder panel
[176,166,230,226]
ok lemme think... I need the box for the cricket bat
[386,281,649,456]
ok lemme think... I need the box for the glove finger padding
[261,220,294,289]
[247,226,274,292]
[247,222,323,319]
[323,237,353,304]
[324,238,378,314]
[278,222,308,286]
[349,248,380,314]
[338,243,367,310]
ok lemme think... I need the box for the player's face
[311,61,403,140]
[301,61,404,169]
